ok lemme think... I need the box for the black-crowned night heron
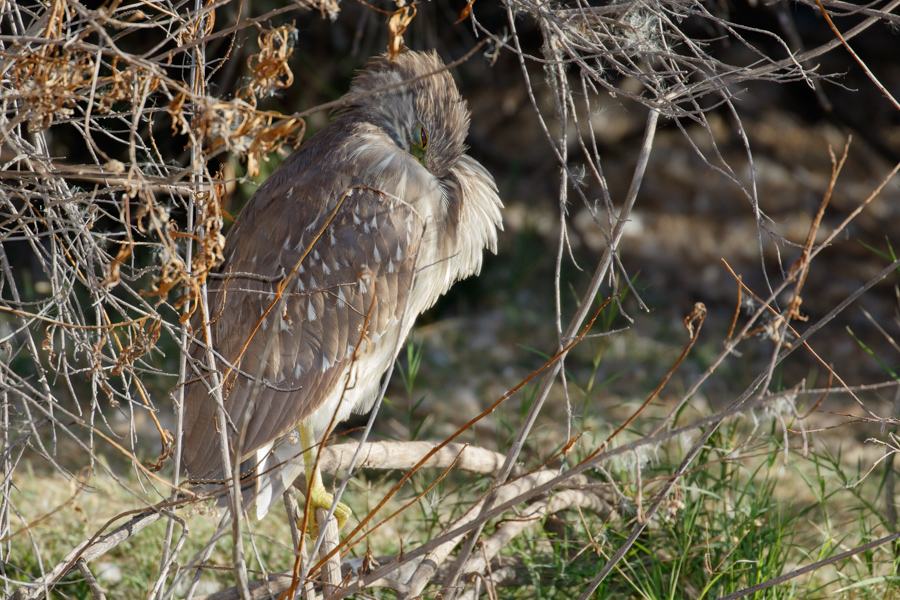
[182,51,503,529]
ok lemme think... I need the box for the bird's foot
[302,480,351,539]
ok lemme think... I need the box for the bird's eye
[410,124,429,166]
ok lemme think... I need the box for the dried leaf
[111,317,161,376]
[168,93,189,135]
[102,241,133,288]
[146,429,176,472]
[387,5,416,59]
[244,23,297,95]
[456,0,475,24]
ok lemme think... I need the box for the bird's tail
[252,442,307,519]
[188,442,307,521]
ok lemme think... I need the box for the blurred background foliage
[2,0,900,597]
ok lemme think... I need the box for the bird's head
[343,50,470,178]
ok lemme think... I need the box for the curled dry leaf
[242,114,305,178]
[41,328,56,363]
[7,18,157,131]
[110,317,162,377]
[167,93,190,135]
[101,241,133,288]
[100,57,160,113]
[165,22,305,177]
[146,429,176,472]
[10,42,93,130]
[141,171,228,320]
[683,302,706,338]
[179,179,228,317]
[176,2,215,47]
[387,4,416,59]
[244,22,297,97]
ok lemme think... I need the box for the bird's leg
[299,421,351,537]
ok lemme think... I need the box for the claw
[297,421,352,538]
[303,474,351,538]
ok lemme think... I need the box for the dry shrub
[2,1,899,599]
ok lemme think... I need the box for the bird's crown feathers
[342,50,469,177]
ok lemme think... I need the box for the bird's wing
[182,126,433,479]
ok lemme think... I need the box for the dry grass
[2,0,900,598]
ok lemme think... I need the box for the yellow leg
[299,421,351,537]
